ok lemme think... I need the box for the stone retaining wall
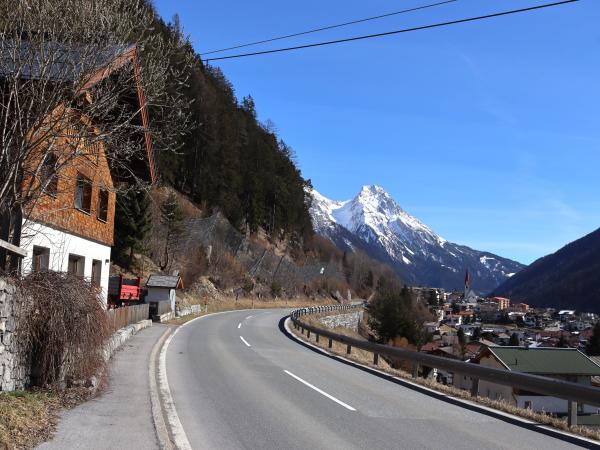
[319,311,363,331]
[156,304,203,323]
[0,278,27,391]
[0,276,153,392]
[176,304,202,318]
[102,319,152,362]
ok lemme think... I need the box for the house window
[91,259,102,286]
[67,254,85,276]
[32,246,50,272]
[97,189,108,222]
[40,153,58,196]
[74,174,92,213]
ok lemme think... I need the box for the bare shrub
[16,272,111,388]
[179,244,209,287]
[210,252,245,289]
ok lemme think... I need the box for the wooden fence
[107,303,150,332]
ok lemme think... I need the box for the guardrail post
[373,353,379,366]
[307,330,311,339]
[568,401,577,427]
[412,362,419,379]
[346,344,352,355]
[328,338,333,348]
[470,378,479,397]
[316,334,320,343]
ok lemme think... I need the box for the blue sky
[154,0,600,265]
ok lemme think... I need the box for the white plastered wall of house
[477,355,516,405]
[20,220,111,303]
[515,394,599,414]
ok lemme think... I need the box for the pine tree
[508,332,520,346]
[113,189,152,267]
[367,282,432,349]
[457,328,467,358]
[557,334,570,348]
[587,322,600,356]
[159,191,185,270]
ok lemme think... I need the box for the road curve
[166,310,595,450]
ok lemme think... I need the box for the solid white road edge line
[159,328,192,450]
[283,318,600,447]
[240,336,251,347]
[284,370,356,412]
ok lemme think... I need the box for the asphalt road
[166,309,595,450]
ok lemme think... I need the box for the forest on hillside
[147,8,313,242]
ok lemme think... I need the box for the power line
[204,0,579,62]
[200,0,458,56]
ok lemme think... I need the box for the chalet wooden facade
[15,44,155,301]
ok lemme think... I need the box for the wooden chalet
[1,41,155,301]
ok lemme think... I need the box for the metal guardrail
[290,304,600,427]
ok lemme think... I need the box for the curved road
[166,309,595,450]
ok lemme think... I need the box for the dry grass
[0,365,106,449]
[0,391,58,449]
[291,318,600,443]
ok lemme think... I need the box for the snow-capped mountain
[310,185,524,293]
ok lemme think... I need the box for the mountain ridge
[491,227,600,312]
[310,185,524,293]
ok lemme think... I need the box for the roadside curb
[149,326,175,450]
[283,317,600,449]
[149,308,263,450]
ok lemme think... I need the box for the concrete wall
[20,221,111,302]
[0,278,28,391]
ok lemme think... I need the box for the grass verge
[291,316,600,443]
[0,383,103,449]
[0,390,58,449]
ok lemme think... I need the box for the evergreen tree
[587,322,600,356]
[159,191,185,270]
[557,334,570,348]
[457,328,467,358]
[508,332,520,346]
[147,14,313,242]
[365,270,374,289]
[367,282,432,349]
[113,189,152,267]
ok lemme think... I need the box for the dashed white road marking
[284,370,356,411]
[240,336,251,347]
[237,322,242,329]
[245,315,254,320]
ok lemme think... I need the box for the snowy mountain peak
[308,185,524,292]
